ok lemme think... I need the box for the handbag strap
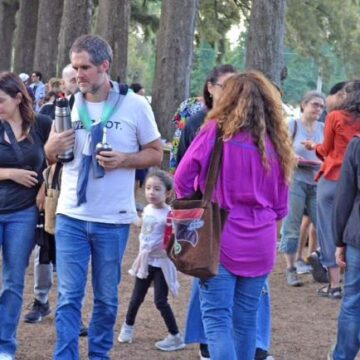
[202,127,223,204]
[50,162,62,190]
[2,121,25,165]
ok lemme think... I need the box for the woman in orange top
[303,79,360,299]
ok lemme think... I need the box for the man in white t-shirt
[45,34,162,360]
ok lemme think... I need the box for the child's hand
[133,216,142,227]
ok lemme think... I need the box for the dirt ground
[7,197,358,359]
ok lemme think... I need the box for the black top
[333,136,360,248]
[177,108,207,165]
[0,114,52,213]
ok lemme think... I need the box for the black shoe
[255,348,269,360]
[79,321,88,337]
[307,252,329,283]
[199,343,210,359]
[24,299,51,323]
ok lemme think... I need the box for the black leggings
[125,265,179,335]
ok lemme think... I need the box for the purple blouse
[174,120,289,277]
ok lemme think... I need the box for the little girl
[118,169,185,351]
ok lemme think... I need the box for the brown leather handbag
[166,129,227,280]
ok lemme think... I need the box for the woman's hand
[9,168,38,188]
[301,140,316,151]
[335,246,346,268]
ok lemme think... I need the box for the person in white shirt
[44,34,162,360]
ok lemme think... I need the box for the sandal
[317,284,342,300]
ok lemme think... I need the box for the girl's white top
[129,204,179,296]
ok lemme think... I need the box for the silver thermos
[54,97,74,162]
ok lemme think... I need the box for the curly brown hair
[206,71,295,183]
[0,72,35,136]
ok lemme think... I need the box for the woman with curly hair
[0,72,52,358]
[174,71,295,360]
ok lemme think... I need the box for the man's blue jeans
[333,245,360,360]
[184,278,271,351]
[0,206,38,357]
[54,215,130,360]
[199,264,267,360]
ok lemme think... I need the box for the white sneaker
[118,323,134,343]
[155,333,186,351]
[0,354,13,360]
[295,259,312,274]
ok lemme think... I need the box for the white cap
[19,73,29,82]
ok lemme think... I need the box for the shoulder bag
[166,128,227,280]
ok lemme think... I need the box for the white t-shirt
[139,204,170,267]
[57,88,160,224]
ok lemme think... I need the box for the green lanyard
[77,93,121,132]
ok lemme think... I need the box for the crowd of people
[0,33,359,360]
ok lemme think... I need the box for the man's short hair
[32,71,42,80]
[69,34,113,67]
[329,81,347,95]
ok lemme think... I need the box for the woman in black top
[0,72,51,358]
[331,136,360,359]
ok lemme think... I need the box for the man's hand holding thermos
[45,97,75,164]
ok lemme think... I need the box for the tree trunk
[245,0,286,86]
[0,0,19,71]
[95,0,130,82]
[13,0,39,74]
[57,0,91,74]
[151,0,199,141]
[33,0,63,81]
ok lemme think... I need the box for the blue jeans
[199,264,267,360]
[0,206,38,357]
[279,179,317,255]
[184,278,271,351]
[54,215,130,360]
[333,245,360,360]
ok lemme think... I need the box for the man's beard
[80,82,102,95]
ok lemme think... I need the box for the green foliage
[197,0,241,62]
[282,47,347,105]
[286,0,360,78]
[130,0,160,40]
[127,30,156,92]
[190,41,216,96]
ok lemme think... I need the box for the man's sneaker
[79,321,88,337]
[286,267,303,287]
[307,252,329,283]
[155,333,186,351]
[24,299,51,323]
[255,348,275,360]
[295,259,312,274]
[199,343,210,359]
[118,323,134,343]
[0,353,13,360]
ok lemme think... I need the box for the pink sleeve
[174,121,217,198]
